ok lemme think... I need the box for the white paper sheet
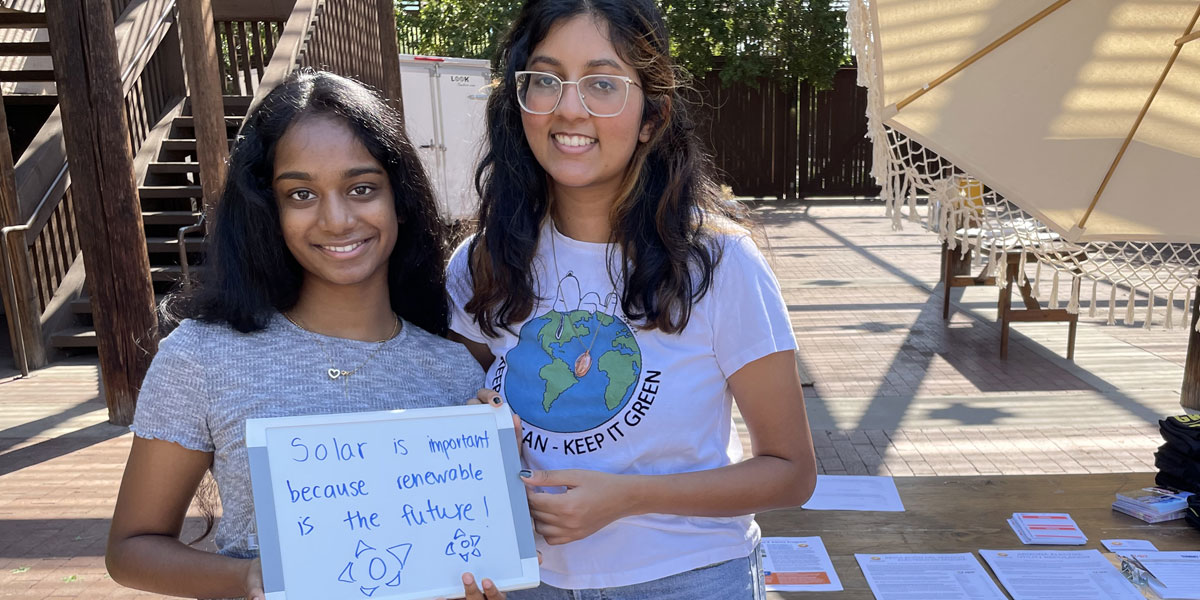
[854,553,1007,600]
[1126,552,1200,600]
[979,549,1144,600]
[760,537,843,592]
[1100,539,1158,553]
[801,475,905,511]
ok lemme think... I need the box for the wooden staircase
[0,9,56,159]
[0,11,54,88]
[55,95,251,349]
[2,0,400,391]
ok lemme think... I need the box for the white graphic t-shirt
[446,221,796,589]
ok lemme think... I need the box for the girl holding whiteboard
[446,0,819,597]
[107,71,507,600]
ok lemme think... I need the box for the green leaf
[10,567,30,574]
[62,575,78,582]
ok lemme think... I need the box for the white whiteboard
[246,404,538,600]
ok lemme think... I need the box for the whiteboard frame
[246,404,539,600]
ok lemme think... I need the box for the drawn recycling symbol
[337,539,413,597]
[444,528,483,563]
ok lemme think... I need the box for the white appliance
[399,54,492,221]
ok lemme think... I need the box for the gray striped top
[131,314,484,561]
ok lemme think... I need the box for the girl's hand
[467,390,524,446]
[243,557,265,600]
[469,389,502,406]
[437,572,504,600]
[521,469,635,544]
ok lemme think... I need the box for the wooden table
[941,243,1082,360]
[758,472,1200,599]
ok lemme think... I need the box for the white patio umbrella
[849,0,1200,330]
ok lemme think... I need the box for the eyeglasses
[515,71,642,118]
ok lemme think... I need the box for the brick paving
[0,202,1195,598]
[749,202,1189,480]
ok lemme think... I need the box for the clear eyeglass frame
[514,70,643,118]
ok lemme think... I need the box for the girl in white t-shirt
[446,0,818,597]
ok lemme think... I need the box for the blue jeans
[509,547,765,600]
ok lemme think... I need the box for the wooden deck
[0,205,1195,598]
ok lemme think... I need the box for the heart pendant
[573,352,591,377]
[327,368,341,380]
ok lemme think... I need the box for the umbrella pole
[1183,281,1200,411]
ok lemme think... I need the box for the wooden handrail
[22,163,69,246]
[249,0,320,115]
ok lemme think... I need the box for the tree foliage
[396,0,521,62]
[396,0,848,89]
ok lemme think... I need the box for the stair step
[222,95,253,108]
[142,210,202,225]
[140,185,202,199]
[173,115,243,128]
[0,12,47,26]
[161,138,235,151]
[183,96,253,116]
[0,69,55,82]
[150,265,205,281]
[161,139,198,152]
[71,293,169,315]
[0,41,51,56]
[147,161,201,174]
[50,327,97,348]
[146,236,207,252]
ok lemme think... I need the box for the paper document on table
[854,553,1006,600]
[801,475,904,511]
[1101,539,1158,553]
[760,537,843,592]
[1125,551,1200,600]
[979,549,1143,600]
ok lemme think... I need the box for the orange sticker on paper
[764,572,831,585]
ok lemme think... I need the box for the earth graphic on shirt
[504,309,642,433]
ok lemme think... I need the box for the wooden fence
[797,67,876,197]
[696,66,879,199]
[695,70,797,200]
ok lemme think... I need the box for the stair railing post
[0,83,47,374]
[177,0,228,217]
[45,0,158,425]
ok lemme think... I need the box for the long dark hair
[465,0,746,336]
[187,70,449,336]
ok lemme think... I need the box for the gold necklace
[549,224,608,377]
[283,312,401,397]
